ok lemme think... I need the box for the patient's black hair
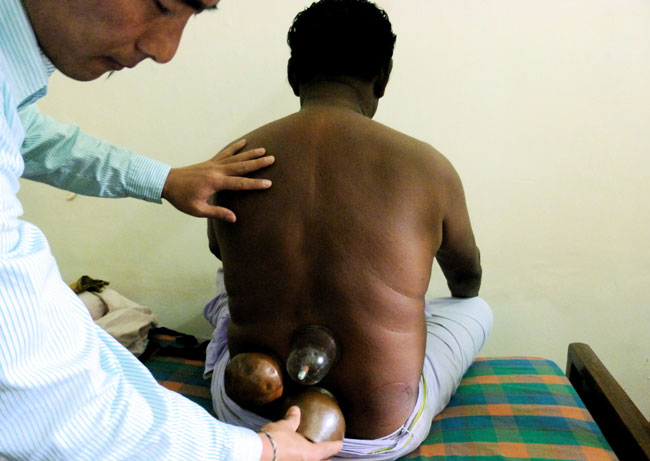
[287,0,396,84]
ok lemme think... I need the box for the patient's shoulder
[227,113,299,148]
[371,121,453,173]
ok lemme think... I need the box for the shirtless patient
[203,0,492,458]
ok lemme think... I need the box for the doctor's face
[22,0,219,81]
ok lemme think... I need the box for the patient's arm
[207,217,222,260]
[435,160,482,298]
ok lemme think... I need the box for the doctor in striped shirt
[0,0,342,459]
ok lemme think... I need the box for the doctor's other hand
[162,139,274,222]
[258,406,343,461]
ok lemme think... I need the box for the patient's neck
[299,79,377,118]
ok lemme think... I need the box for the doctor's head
[22,0,219,81]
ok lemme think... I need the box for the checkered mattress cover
[143,335,615,460]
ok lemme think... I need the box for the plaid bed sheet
[145,354,214,413]
[402,358,616,460]
[143,334,615,460]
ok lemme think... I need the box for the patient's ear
[373,59,393,99]
[288,59,300,97]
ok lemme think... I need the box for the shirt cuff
[125,154,171,203]
[230,427,263,461]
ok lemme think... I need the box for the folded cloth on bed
[75,282,156,357]
[203,269,493,460]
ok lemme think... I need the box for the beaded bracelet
[259,429,278,461]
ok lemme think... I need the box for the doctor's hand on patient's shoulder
[258,406,343,461]
[162,139,274,222]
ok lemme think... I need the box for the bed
[141,329,650,460]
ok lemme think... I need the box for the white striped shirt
[0,0,262,458]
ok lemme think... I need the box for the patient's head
[287,0,396,85]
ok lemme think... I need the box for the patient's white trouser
[204,270,493,460]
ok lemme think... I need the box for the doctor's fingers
[217,146,269,164]
[213,138,248,160]
[197,203,238,222]
[217,155,275,176]
[214,175,272,191]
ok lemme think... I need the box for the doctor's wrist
[258,429,278,461]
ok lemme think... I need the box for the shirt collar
[0,0,55,108]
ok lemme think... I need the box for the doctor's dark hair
[287,0,396,83]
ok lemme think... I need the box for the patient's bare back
[211,106,451,438]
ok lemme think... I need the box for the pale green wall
[19,0,649,418]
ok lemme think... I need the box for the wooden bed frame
[566,343,650,460]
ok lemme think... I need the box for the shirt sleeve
[2,95,262,460]
[0,261,264,460]
[18,103,171,203]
